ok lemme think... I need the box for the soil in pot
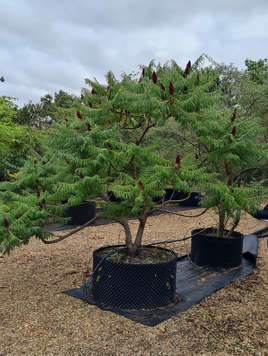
[92,245,177,310]
[65,202,96,225]
[190,227,243,269]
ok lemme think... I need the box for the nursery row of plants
[0,55,268,309]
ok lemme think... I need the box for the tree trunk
[227,211,241,237]
[119,208,150,257]
[132,207,150,255]
[119,218,135,256]
[218,208,225,237]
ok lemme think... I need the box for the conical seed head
[232,126,236,136]
[176,154,181,168]
[169,81,174,95]
[4,218,9,228]
[152,71,157,83]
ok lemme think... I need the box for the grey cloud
[1,0,268,106]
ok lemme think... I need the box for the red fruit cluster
[227,177,232,186]
[39,199,46,210]
[76,111,82,119]
[183,61,191,78]
[176,154,181,168]
[152,71,157,84]
[4,218,9,229]
[231,127,236,136]
[80,173,84,179]
[87,123,91,131]
[91,88,96,95]
[169,82,174,95]
[37,190,40,198]
[136,140,140,146]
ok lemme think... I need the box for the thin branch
[111,109,146,122]
[137,120,155,145]
[41,214,116,244]
[226,212,241,237]
[199,323,221,341]
[120,123,143,130]
[234,166,268,182]
[153,207,209,218]
[129,119,155,167]
[152,193,192,210]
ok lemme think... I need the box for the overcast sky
[1,0,268,107]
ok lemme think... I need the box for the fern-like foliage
[2,59,266,254]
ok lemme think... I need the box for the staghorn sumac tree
[0,59,217,256]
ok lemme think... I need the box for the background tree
[15,91,77,128]
[0,95,42,181]
[178,106,268,236]
[0,96,18,122]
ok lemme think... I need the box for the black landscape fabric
[63,234,259,327]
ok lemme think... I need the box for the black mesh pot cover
[63,233,259,326]
[92,245,177,309]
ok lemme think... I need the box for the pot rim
[93,244,178,266]
[191,227,244,239]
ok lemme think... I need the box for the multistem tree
[1,60,216,256]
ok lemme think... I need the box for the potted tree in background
[183,105,268,268]
[0,60,217,309]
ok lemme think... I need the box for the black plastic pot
[107,191,123,203]
[179,192,201,207]
[92,245,177,310]
[251,204,268,220]
[65,202,96,225]
[163,189,186,202]
[190,227,243,268]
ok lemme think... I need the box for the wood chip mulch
[0,210,267,356]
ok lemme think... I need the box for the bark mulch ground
[0,210,267,356]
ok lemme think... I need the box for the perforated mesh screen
[89,245,177,310]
